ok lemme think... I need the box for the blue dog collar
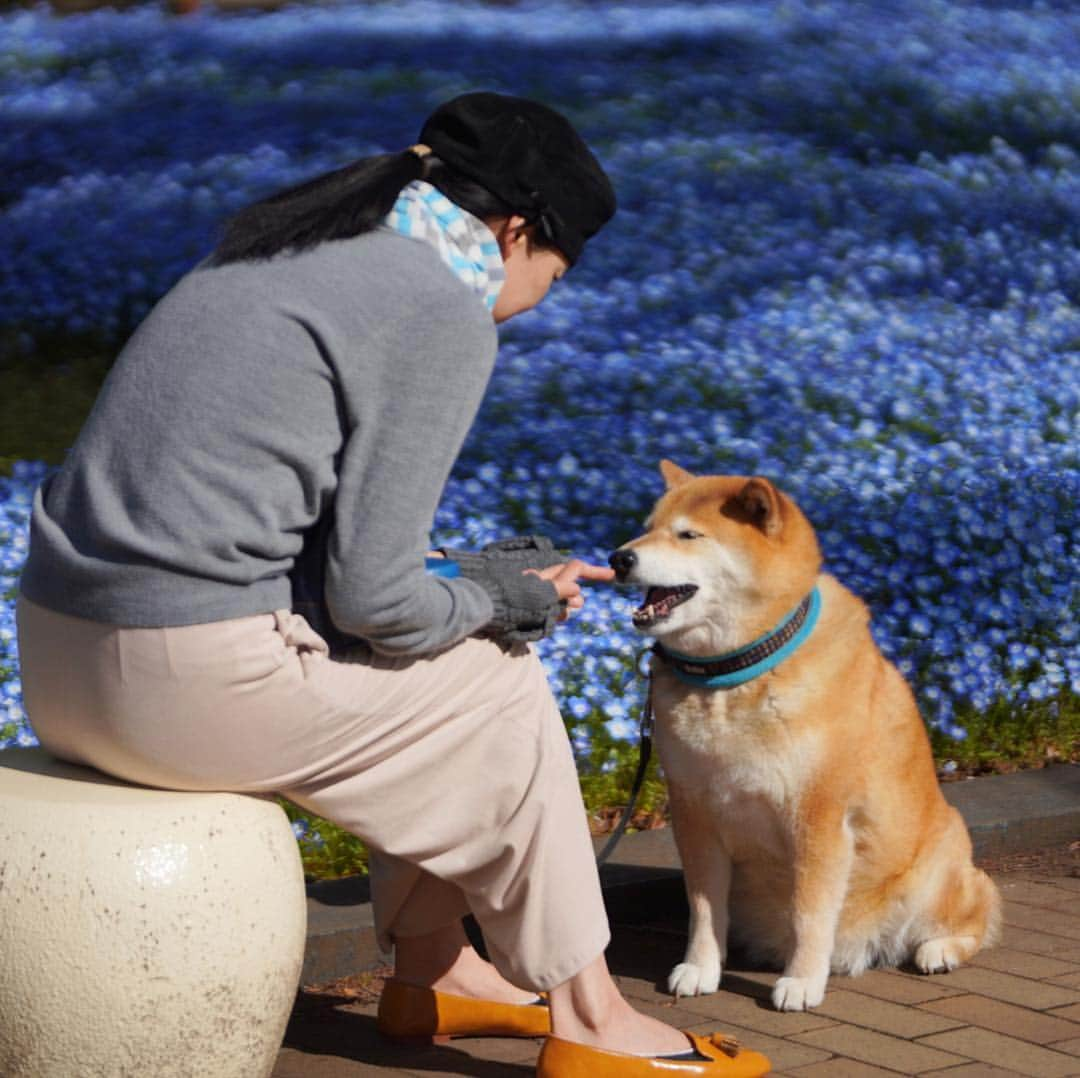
[656,586,822,689]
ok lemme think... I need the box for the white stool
[0,748,307,1078]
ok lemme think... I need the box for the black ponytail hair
[209,151,554,267]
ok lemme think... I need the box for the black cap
[419,92,616,265]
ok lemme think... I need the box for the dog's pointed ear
[733,477,784,538]
[660,460,695,489]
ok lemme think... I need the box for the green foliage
[579,746,668,831]
[279,799,370,880]
[0,354,112,474]
[931,690,1080,774]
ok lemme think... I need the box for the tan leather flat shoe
[376,978,551,1044]
[536,1031,771,1076]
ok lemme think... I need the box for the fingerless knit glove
[441,535,566,643]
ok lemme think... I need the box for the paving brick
[430,1036,538,1065]
[831,968,962,1005]
[932,966,1080,1010]
[1049,974,1080,990]
[275,1049,403,1076]
[920,1064,1027,1076]
[1045,878,1080,893]
[403,1067,532,1078]
[609,992,722,1030]
[814,988,963,1039]
[721,965,783,990]
[1003,901,1080,941]
[1048,1036,1080,1057]
[785,1059,901,1076]
[1003,925,1080,958]
[1052,1004,1080,1024]
[970,946,1080,980]
[920,993,1080,1045]
[685,1019,832,1073]
[658,983,837,1037]
[918,1026,1080,1076]
[997,880,1080,909]
[612,971,677,1000]
[792,1022,968,1073]
[404,1062,534,1078]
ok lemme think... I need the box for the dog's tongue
[632,585,694,626]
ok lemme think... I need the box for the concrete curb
[940,762,1080,856]
[300,763,1080,986]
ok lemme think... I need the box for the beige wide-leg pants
[15,595,610,991]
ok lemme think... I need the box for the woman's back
[21,228,497,634]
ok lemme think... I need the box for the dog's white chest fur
[654,679,820,863]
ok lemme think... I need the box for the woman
[16,92,768,1076]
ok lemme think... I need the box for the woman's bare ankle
[548,956,689,1056]
[392,921,467,987]
[392,922,535,1004]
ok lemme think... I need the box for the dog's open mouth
[632,584,698,627]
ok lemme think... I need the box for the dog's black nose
[608,548,637,580]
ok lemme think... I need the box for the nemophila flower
[290,819,308,841]
[605,717,636,741]
[567,697,591,720]
[1044,666,1066,690]
[1026,680,1052,702]
[0,0,1077,752]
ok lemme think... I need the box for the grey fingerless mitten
[442,535,565,642]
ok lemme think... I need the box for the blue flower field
[1,1,1077,793]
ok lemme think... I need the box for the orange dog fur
[611,461,1001,1011]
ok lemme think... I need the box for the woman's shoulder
[196,231,491,333]
[327,229,498,345]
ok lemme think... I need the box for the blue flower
[0,0,1076,761]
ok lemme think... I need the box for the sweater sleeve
[320,280,503,656]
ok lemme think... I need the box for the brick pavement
[273,845,1080,1077]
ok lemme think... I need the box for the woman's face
[491,219,570,323]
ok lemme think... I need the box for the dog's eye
[677,529,703,540]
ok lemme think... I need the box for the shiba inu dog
[609,461,1001,1012]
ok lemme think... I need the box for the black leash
[595,649,656,867]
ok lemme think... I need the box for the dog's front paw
[772,975,826,1011]
[668,961,721,997]
[914,936,976,974]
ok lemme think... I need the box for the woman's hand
[528,560,616,619]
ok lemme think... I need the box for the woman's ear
[493,215,530,260]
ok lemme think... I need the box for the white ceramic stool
[0,748,307,1078]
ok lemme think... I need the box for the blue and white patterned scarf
[384,180,505,312]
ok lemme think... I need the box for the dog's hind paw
[772,975,825,1011]
[668,961,721,997]
[915,936,977,974]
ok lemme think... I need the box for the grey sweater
[21,229,555,655]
